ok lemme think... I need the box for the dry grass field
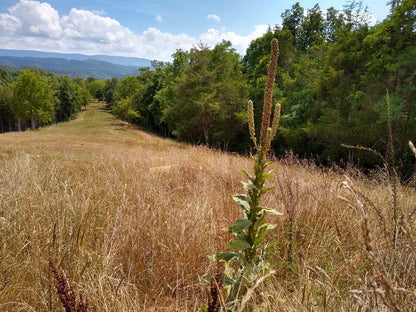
[1,102,415,311]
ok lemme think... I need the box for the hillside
[0,49,152,67]
[0,49,153,79]
[0,103,415,310]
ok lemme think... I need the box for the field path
[0,102,178,156]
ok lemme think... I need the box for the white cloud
[207,14,221,22]
[136,27,197,60]
[61,8,135,43]
[8,0,62,38]
[92,9,106,16]
[0,13,20,35]
[155,15,163,22]
[0,0,269,62]
[199,25,269,55]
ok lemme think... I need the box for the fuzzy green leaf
[218,251,241,262]
[228,239,251,251]
[254,223,277,247]
[254,225,268,247]
[241,181,258,194]
[241,170,255,182]
[228,218,252,233]
[262,173,275,179]
[234,231,246,240]
[260,186,275,194]
[233,194,251,212]
[259,223,277,231]
[262,207,283,215]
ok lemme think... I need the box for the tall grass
[0,102,415,311]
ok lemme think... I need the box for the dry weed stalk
[49,259,88,312]
[342,91,401,249]
[339,178,414,311]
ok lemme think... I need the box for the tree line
[1,0,415,178]
[0,67,91,132]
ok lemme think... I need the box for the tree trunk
[17,118,21,132]
[203,126,209,147]
[31,113,36,130]
[223,140,230,152]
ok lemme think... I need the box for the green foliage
[160,41,248,149]
[114,76,141,101]
[55,76,83,121]
[240,0,416,177]
[86,79,105,99]
[11,69,54,130]
[103,77,118,107]
[112,97,140,123]
[0,83,14,132]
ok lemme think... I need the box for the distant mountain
[0,49,152,67]
[0,49,153,79]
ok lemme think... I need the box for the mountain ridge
[0,49,153,79]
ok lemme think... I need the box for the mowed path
[0,102,179,158]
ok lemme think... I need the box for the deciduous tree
[11,70,54,130]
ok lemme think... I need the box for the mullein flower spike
[265,103,281,153]
[259,38,279,153]
[247,100,257,148]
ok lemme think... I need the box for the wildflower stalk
[214,38,282,311]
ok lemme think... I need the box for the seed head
[270,103,281,141]
[259,38,279,153]
[247,100,257,148]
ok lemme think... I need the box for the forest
[1,0,415,178]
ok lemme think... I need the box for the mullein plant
[206,38,282,312]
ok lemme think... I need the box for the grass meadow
[1,102,415,311]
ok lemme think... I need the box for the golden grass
[0,102,415,311]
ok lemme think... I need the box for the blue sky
[0,0,391,61]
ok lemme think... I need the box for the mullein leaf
[241,169,255,183]
[218,251,241,262]
[228,239,251,251]
[260,186,275,195]
[262,207,283,215]
[232,194,251,212]
[228,218,252,233]
[242,181,258,194]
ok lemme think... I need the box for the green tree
[55,76,82,122]
[79,87,91,110]
[86,80,105,100]
[0,69,15,132]
[112,96,140,123]
[161,41,248,148]
[281,2,305,49]
[0,84,13,132]
[114,76,141,101]
[11,70,54,130]
[298,4,326,50]
[103,77,118,107]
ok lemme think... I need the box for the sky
[0,0,391,62]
